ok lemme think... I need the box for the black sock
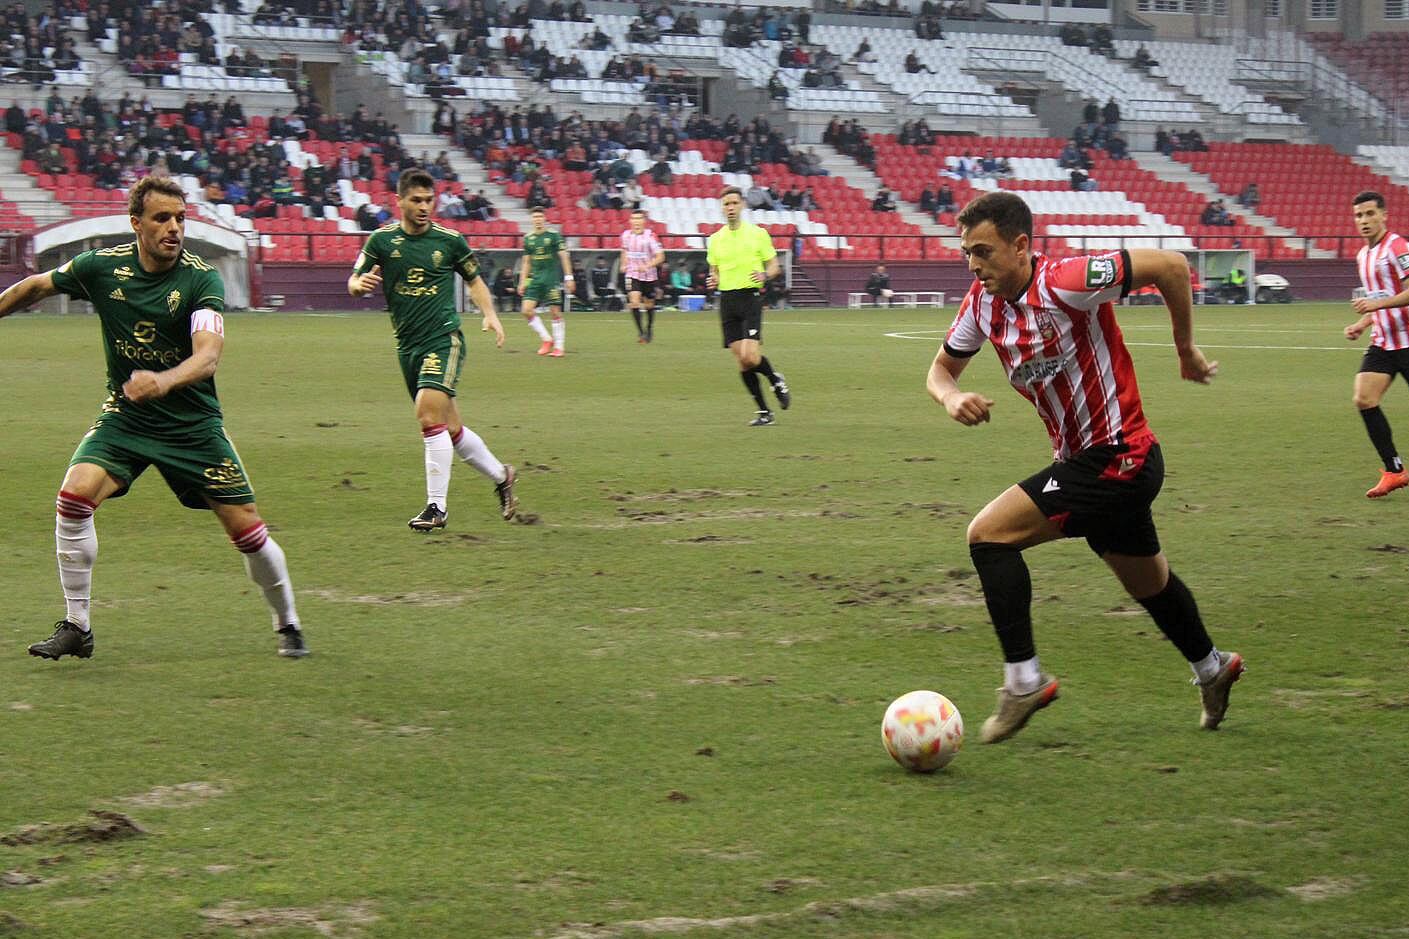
[630,308,643,335]
[1136,571,1214,663]
[646,307,655,331]
[741,369,768,410]
[753,356,778,383]
[969,542,1035,662]
[1360,406,1403,472]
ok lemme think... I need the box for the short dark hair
[530,205,546,215]
[720,186,743,200]
[397,169,436,197]
[128,176,186,219]
[630,208,646,217]
[956,191,1033,241]
[1353,190,1386,209]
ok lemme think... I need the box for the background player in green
[706,187,790,425]
[0,176,307,660]
[348,169,517,533]
[517,206,573,357]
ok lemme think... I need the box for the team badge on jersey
[1085,257,1117,289]
[1033,307,1057,342]
[431,249,444,268]
[167,289,182,315]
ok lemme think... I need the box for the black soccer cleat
[749,410,775,426]
[496,464,519,521]
[28,620,94,660]
[408,502,447,532]
[276,625,310,658]
[772,371,791,410]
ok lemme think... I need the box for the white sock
[552,316,565,350]
[1004,657,1042,695]
[451,426,506,482]
[528,315,551,341]
[55,492,97,631]
[1192,648,1223,684]
[423,425,453,509]
[234,525,299,630]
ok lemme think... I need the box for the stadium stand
[1308,32,1409,110]
[1171,142,1409,258]
[1110,39,1301,127]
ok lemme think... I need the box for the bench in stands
[847,291,946,308]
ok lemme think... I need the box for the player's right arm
[1125,248,1217,384]
[0,270,60,320]
[928,293,993,425]
[347,236,383,297]
[516,251,529,295]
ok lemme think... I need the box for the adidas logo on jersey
[109,288,126,301]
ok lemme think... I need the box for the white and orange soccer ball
[881,690,964,773]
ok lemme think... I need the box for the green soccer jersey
[352,222,483,350]
[52,243,225,435]
[523,229,565,283]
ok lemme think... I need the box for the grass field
[2,302,1407,938]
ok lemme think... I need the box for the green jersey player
[0,177,307,660]
[517,206,572,357]
[348,169,518,533]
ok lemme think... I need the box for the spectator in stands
[590,180,619,210]
[1201,199,1233,227]
[465,190,495,221]
[1089,24,1114,54]
[272,174,300,206]
[493,265,519,312]
[1238,182,1260,210]
[799,186,820,211]
[589,254,619,309]
[649,152,673,185]
[4,101,22,135]
[746,183,777,211]
[675,10,700,34]
[904,50,932,74]
[1060,23,1087,47]
[1132,44,1158,70]
[1069,168,1096,192]
[438,188,470,218]
[871,188,897,213]
[1058,139,1083,169]
[853,37,876,63]
[1102,98,1120,127]
[621,178,644,210]
[919,187,938,215]
[1105,131,1128,160]
[866,264,894,306]
[1177,128,1208,152]
[38,142,67,176]
[669,261,692,304]
[769,71,789,101]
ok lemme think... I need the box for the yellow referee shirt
[707,221,777,291]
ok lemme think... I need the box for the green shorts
[70,417,256,510]
[521,281,563,307]
[397,330,464,399]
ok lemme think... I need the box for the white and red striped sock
[450,426,506,483]
[527,315,551,341]
[423,423,453,509]
[551,316,565,351]
[233,522,299,630]
[55,490,97,630]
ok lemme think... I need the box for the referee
[706,187,791,425]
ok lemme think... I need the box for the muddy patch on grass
[0,912,27,934]
[304,588,474,607]
[1139,874,1278,905]
[684,676,777,687]
[199,901,377,937]
[120,781,225,809]
[8,702,32,711]
[607,488,754,504]
[812,573,984,608]
[1,811,144,847]
[664,534,753,545]
[350,718,435,737]
[765,877,822,894]
[893,501,966,520]
[2,870,44,887]
[1287,876,1363,901]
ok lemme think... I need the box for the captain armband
[190,308,225,337]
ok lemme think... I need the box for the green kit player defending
[348,169,518,532]
[0,176,307,660]
[518,206,572,357]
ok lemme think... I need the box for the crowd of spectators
[723,6,810,49]
[823,117,875,169]
[1060,21,1113,55]
[1071,101,1128,161]
[1200,199,1234,227]
[1154,127,1208,155]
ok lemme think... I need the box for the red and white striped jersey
[1356,232,1409,351]
[620,229,663,281]
[944,250,1152,461]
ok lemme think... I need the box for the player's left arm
[757,235,780,284]
[1354,237,1409,315]
[122,313,224,403]
[0,271,60,320]
[650,234,665,269]
[1126,248,1218,384]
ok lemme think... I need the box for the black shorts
[627,278,659,299]
[719,289,763,347]
[1359,345,1409,380]
[1017,436,1164,557]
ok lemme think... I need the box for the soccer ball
[881,690,964,773]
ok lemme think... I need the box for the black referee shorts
[719,288,763,348]
[1017,437,1165,558]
